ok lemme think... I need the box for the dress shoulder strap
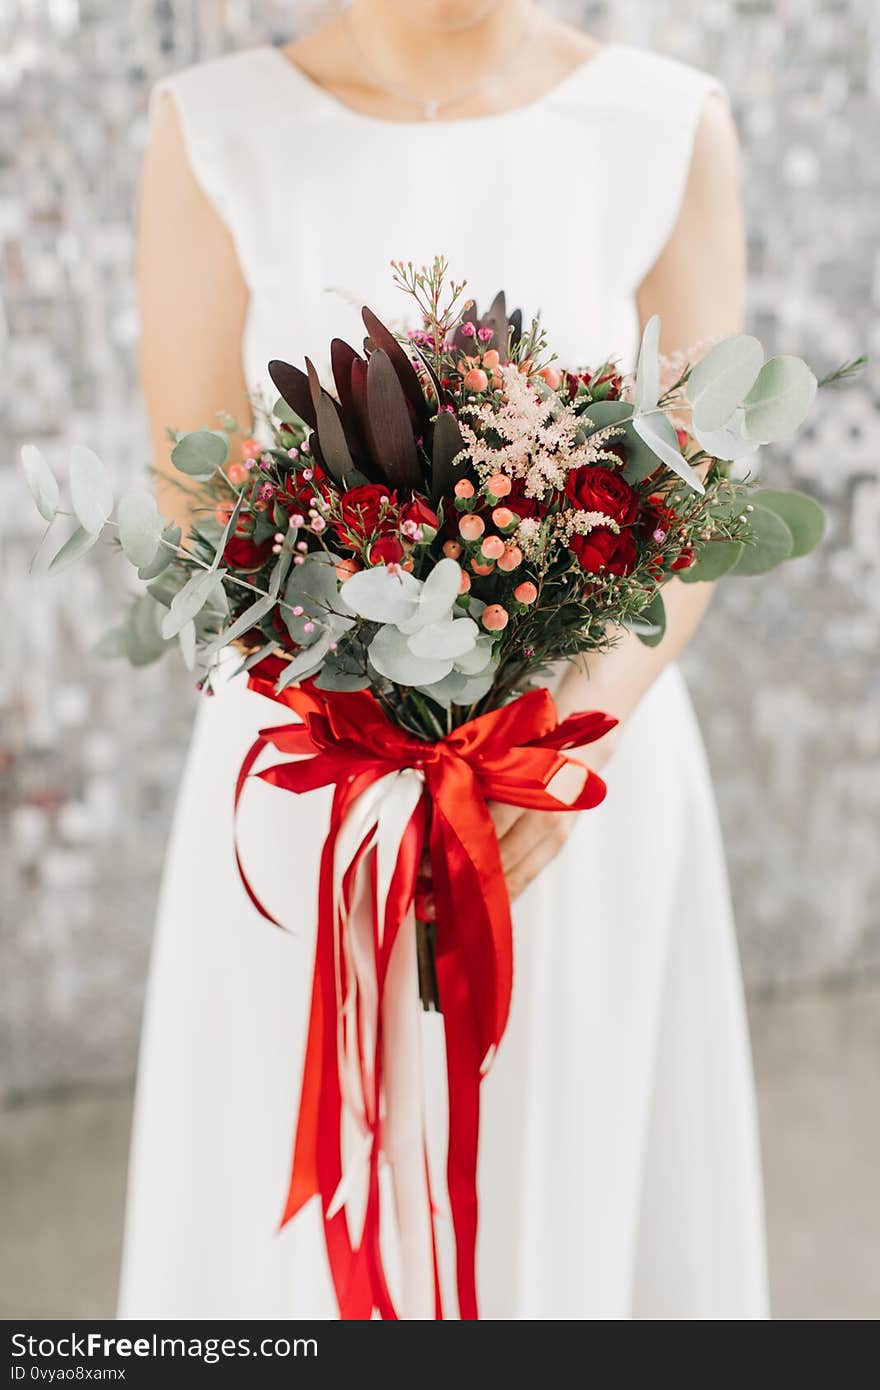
[551,44,729,291]
[148,47,313,288]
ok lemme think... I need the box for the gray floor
[2,982,878,1320]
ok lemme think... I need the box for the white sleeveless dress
[118,43,769,1320]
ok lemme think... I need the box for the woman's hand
[490,725,619,901]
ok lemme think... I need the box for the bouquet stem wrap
[235,663,615,1320]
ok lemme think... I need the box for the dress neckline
[264,41,620,130]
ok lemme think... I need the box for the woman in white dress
[119,0,769,1319]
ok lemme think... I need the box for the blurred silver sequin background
[0,0,878,1319]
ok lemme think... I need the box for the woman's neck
[344,0,535,102]
[286,2,599,122]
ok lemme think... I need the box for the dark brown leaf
[330,339,359,418]
[305,358,322,414]
[316,390,354,484]
[366,349,423,490]
[268,360,317,430]
[431,409,465,505]
[362,307,429,425]
[349,356,381,482]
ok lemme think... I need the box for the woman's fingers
[496,807,574,881]
[505,818,574,901]
[489,800,522,841]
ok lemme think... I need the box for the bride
[119,0,769,1319]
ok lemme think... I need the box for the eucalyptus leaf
[729,504,793,575]
[368,625,453,687]
[21,444,60,522]
[407,616,478,660]
[92,624,128,659]
[47,525,100,574]
[742,356,817,443]
[178,620,197,671]
[687,335,764,431]
[284,552,352,622]
[161,567,226,639]
[314,662,372,692]
[274,632,334,692]
[678,539,744,583]
[125,594,172,667]
[581,401,634,431]
[170,429,229,480]
[692,407,758,463]
[70,444,113,534]
[403,556,461,630]
[634,314,661,412]
[453,634,495,676]
[342,564,421,625]
[118,491,164,567]
[632,410,705,493]
[138,523,181,580]
[200,590,276,658]
[272,395,302,426]
[751,489,824,558]
[417,666,496,708]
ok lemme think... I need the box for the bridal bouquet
[22,257,843,1319]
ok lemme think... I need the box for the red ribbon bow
[235,658,615,1319]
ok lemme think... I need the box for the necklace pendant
[424,99,439,121]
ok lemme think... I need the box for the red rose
[336,483,397,541]
[504,477,547,521]
[564,465,638,525]
[672,548,695,571]
[570,526,637,576]
[284,463,333,514]
[222,533,274,572]
[400,496,439,531]
[369,534,405,565]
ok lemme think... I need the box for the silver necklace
[340,2,535,121]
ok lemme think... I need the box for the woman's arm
[494,94,746,898]
[138,94,252,533]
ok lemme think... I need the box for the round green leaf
[751,489,825,558]
[21,444,60,522]
[125,594,171,666]
[70,444,113,534]
[48,524,100,574]
[678,539,744,583]
[582,401,633,431]
[632,409,705,493]
[118,491,164,568]
[170,429,229,479]
[729,504,794,575]
[742,356,817,443]
[138,523,181,580]
[692,407,758,463]
[272,396,302,426]
[634,314,661,412]
[687,335,764,431]
[161,567,226,639]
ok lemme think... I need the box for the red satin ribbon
[235,656,615,1319]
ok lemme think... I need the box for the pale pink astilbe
[554,510,621,545]
[456,365,627,502]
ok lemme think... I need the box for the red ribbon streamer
[235,656,615,1319]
